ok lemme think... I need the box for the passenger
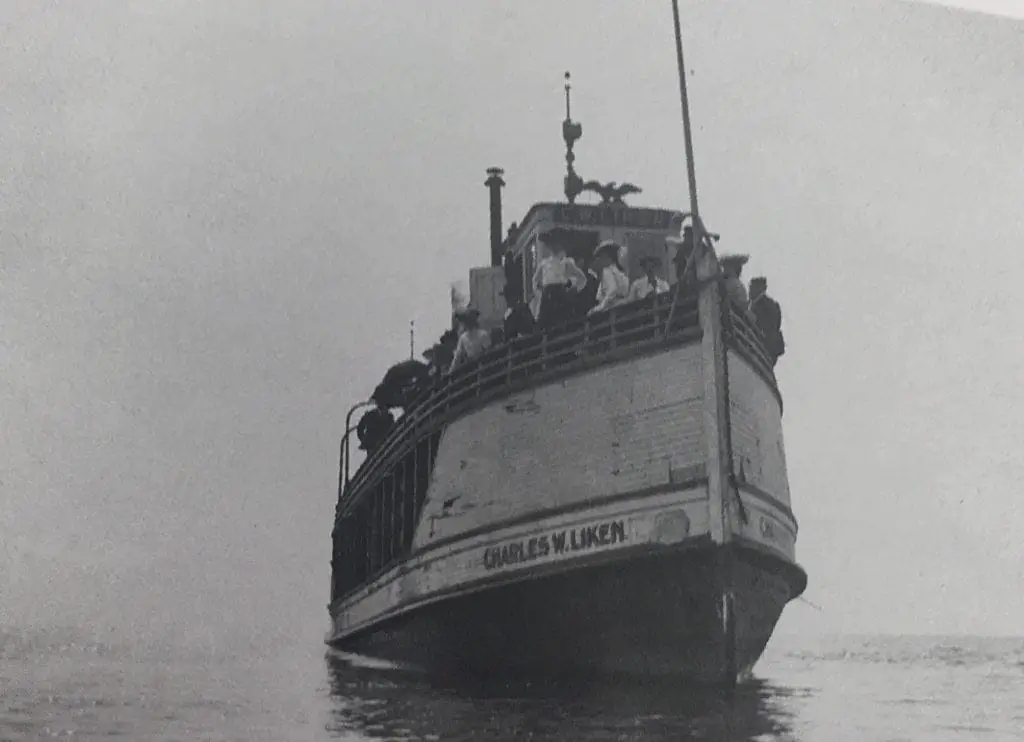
[374,358,431,409]
[749,277,785,366]
[421,347,442,382]
[573,259,602,319]
[587,240,630,316]
[448,307,492,373]
[356,403,395,454]
[432,329,458,371]
[627,255,670,302]
[669,226,697,285]
[501,285,536,342]
[719,254,752,315]
[532,237,587,330]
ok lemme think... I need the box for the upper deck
[467,199,689,332]
[337,283,779,515]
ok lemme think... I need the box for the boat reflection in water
[323,651,798,741]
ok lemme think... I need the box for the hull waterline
[328,542,806,685]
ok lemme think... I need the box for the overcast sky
[2,0,1022,652]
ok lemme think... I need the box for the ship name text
[482,520,627,571]
[551,205,676,230]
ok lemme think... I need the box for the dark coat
[576,269,601,318]
[503,303,536,341]
[751,293,785,363]
[356,407,395,453]
[372,359,431,409]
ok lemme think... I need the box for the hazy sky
[2,0,1022,652]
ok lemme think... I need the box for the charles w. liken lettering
[482,520,627,571]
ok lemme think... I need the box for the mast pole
[670,0,737,688]
[671,0,702,239]
[409,320,415,360]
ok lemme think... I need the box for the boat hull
[328,541,804,684]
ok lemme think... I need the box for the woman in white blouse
[587,240,630,316]
[532,237,587,330]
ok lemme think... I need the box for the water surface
[2,630,1021,740]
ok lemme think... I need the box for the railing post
[342,400,375,491]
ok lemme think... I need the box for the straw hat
[719,254,749,270]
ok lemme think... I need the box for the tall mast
[671,0,702,239]
[670,0,737,688]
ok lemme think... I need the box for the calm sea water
[1,629,1021,741]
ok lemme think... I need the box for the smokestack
[485,167,505,267]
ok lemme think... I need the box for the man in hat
[501,284,536,342]
[532,232,587,330]
[669,226,698,286]
[448,307,491,373]
[720,254,752,315]
[627,254,670,302]
[588,240,630,316]
[749,277,785,366]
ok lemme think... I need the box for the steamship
[326,64,807,682]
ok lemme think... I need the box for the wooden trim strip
[736,483,799,533]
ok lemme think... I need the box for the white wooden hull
[327,341,804,681]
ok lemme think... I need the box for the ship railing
[339,287,704,508]
[721,299,781,406]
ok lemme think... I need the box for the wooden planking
[726,350,792,508]
[413,343,705,549]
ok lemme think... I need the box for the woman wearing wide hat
[448,307,491,373]
[587,240,630,316]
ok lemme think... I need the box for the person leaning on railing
[587,240,630,317]
[719,253,756,321]
[749,276,785,367]
[668,227,697,286]
[356,402,395,454]
[447,307,492,374]
[627,255,671,302]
